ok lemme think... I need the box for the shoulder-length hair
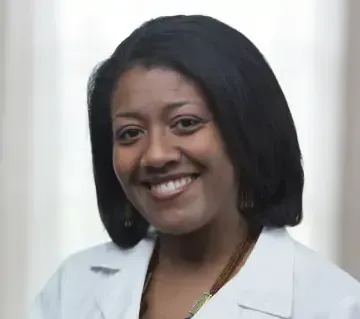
[87,15,304,248]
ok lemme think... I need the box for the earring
[124,202,134,228]
[240,191,254,210]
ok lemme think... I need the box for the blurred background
[1,0,360,317]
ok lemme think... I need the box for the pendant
[189,293,213,316]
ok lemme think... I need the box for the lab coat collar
[91,228,294,319]
[231,227,294,318]
[92,238,155,319]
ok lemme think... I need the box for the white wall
[27,0,63,308]
[1,1,33,318]
[341,0,360,280]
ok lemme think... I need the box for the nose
[140,129,181,169]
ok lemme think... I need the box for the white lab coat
[29,228,360,319]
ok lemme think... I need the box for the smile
[146,175,198,200]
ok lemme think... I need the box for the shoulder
[238,228,360,318]
[293,240,360,296]
[61,241,125,272]
[29,239,154,319]
[51,239,153,287]
[60,237,155,275]
[291,238,360,317]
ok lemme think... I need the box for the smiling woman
[29,15,360,319]
[110,67,240,237]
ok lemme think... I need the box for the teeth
[151,176,194,196]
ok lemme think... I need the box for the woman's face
[111,66,239,234]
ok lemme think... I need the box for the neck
[157,212,250,272]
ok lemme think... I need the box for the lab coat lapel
[231,228,294,318]
[193,228,295,319]
[93,239,155,319]
[90,228,294,319]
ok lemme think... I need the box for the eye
[115,127,145,145]
[172,117,203,134]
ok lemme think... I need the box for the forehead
[111,66,206,112]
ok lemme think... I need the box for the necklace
[139,231,258,318]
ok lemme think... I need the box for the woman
[31,15,360,319]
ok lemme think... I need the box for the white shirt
[29,228,360,319]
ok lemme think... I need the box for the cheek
[186,123,229,163]
[186,125,236,191]
[112,146,137,182]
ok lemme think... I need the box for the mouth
[142,174,200,201]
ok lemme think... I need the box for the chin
[156,226,195,236]
[140,201,212,235]
[149,215,209,236]
[150,221,193,235]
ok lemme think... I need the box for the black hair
[87,15,304,248]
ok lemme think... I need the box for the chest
[140,277,213,319]
[66,273,285,319]
[118,274,281,319]
[138,291,279,319]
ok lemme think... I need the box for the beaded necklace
[139,231,257,318]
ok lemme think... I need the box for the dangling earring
[239,191,254,210]
[124,202,134,228]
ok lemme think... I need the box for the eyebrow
[112,100,190,121]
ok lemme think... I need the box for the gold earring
[124,202,134,228]
[240,191,254,210]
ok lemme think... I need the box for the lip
[141,173,199,201]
